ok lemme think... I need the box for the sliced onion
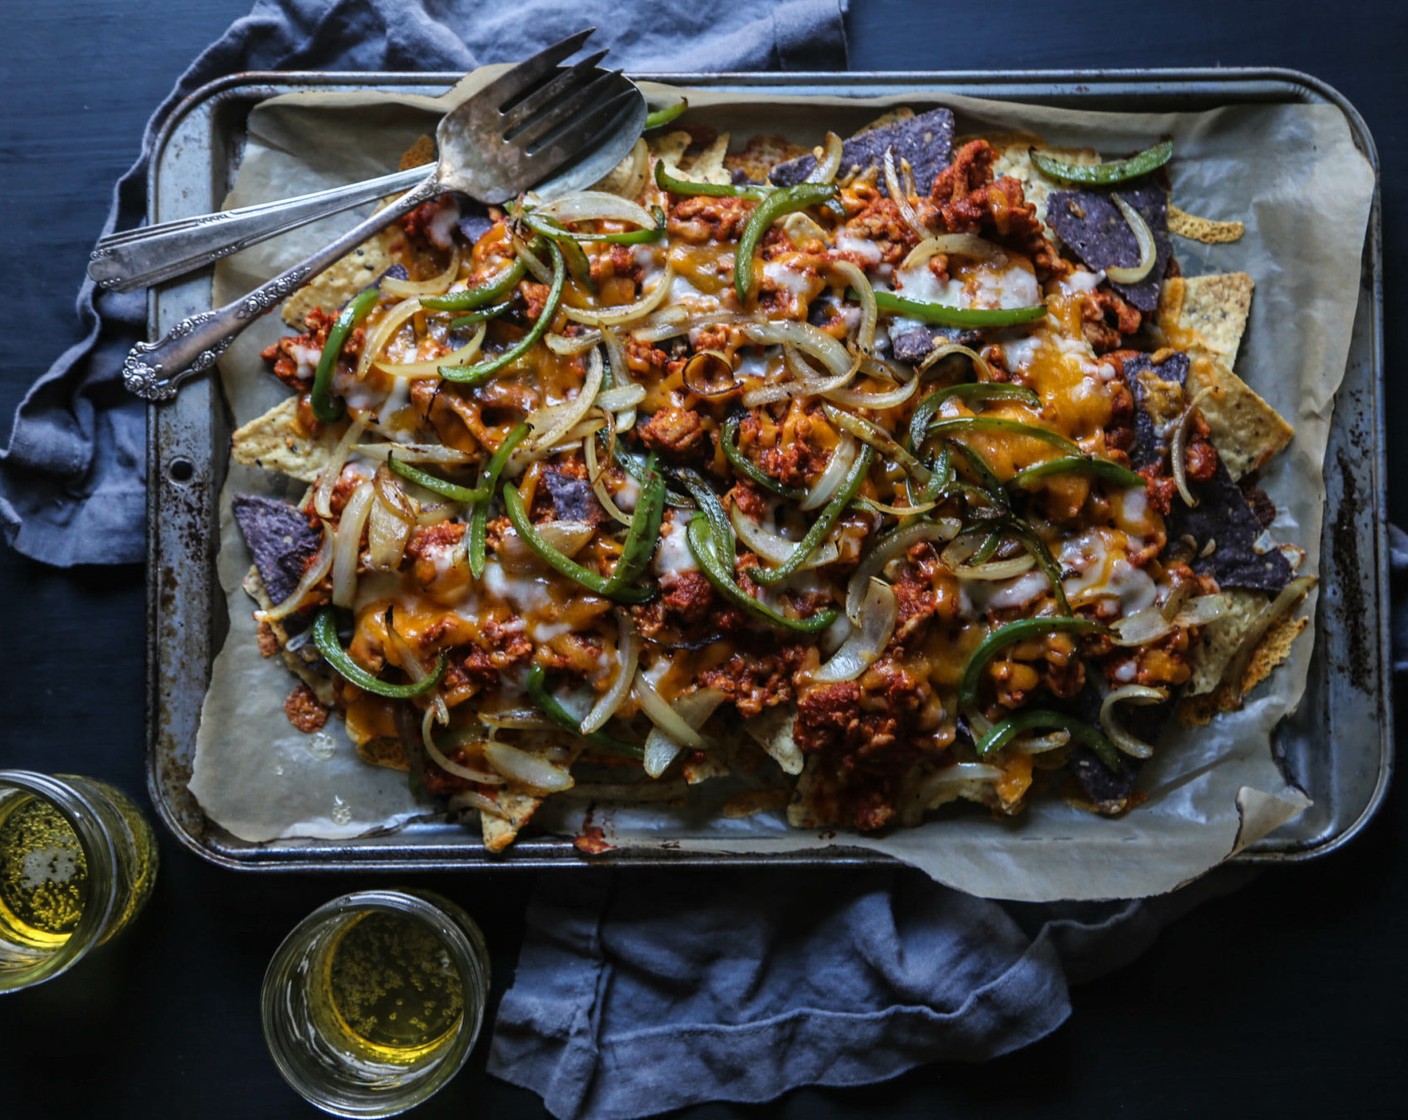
[595,383,646,412]
[741,345,859,407]
[255,524,333,622]
[927,762,1002,785]
[564,266,673,327]
[478,708,557,731]
[420,718,503,783]
[484,741,575,794]
[511,234,554,284]
[1105,194,1158,284]
[357,296,422,380]
[814,578,897,683]
[375,321,486,378]
[822,370,920,411]
[528,347,605,452]
[1011,730,1072,755]
[331,479,374,608]
[389,621,448,727]
[633,667,706,749]
[447,789,510,819]
[1111,592,1232,647]
[940,534,1038,582]
[1222,575,1316,690]
[857,494,941,517]
[682,351,738,399]
[802,432,857,511]
[381,246,461,299]
[1177,593,1232,627]
[884,146,931,241]
[643,687,727,779]
[583,429,632,527]
[803,131,844,184]
[846,519,960,624]
[828,258,877,355]
[730,504,839,568]
[593,137,649,200]
[823,403,931,485]
[314,418,369,518]
[1100,685,1168,759]
[498,520,596,573]
[917,341,998,380]
[742,319,853,380]
[781,211,832,249]
[581,613,639,734]
[900,235,1001,272]
[599,325,637,392]
[535,191,657,229]
[1171,387,1214,507]
[365,493,413,572]
[546,329,602,356]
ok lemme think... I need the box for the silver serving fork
[121,29,644,402]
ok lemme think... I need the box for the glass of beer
[0,771,159,993]
[261,888,491,1117]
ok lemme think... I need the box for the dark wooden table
[2,2,1405,1116]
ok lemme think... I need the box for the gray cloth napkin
[0,0,849,566]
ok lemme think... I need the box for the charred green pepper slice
[976,708,1122,771]
[311,285,379,423]
[601,456,667,599]
[312,607,446,699]
[720,413,807,502]
[421,258,527,312]
[653,159,770,201]
[958,616,1107,714]
[526,664,644,759]
[386,458,485,503]
[747,446,873,586]
[448,299,514,330]
[521,207,666,245]
[644,98,688,131]
[439,241,566,386]
[923,416,1082,457]
[907,383,1043,452]
[467,422,530,579]
[735,182,839,304]
[1006,456,1146,492]
[685,517,837,634]
[1029,139,1173,187]
[872,289,1047,329]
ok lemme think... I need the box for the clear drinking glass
[0,771,159,993]
[261,888,491,1117]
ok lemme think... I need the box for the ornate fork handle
[122,171,438,403]
[89,166,427,293]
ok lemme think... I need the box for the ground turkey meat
[698,644,808,718]
[639,406,706,458]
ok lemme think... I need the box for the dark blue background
[2,2,1404,1116]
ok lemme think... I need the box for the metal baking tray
[145,68,1389,872]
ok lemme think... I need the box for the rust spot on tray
[1331,447,1373,689]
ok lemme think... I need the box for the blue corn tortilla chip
[1045,184,1172,312]
[542,468,606,525]
[770,108,955,195]
[231,494,320,606]
[888,323,982,366]
[1123,350,1189,469]
[1166,461,1293,593]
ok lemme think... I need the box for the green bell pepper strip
[448,299,514,330]
[439,241,566,386]
[601,455,667,600]
[606,436,693,509]
[502,483,655,604]
[1006,456,1146,493]
[387,458,485,503]
[1029,139,1173,187]
[955,515,1071,614]
[735,182,839,304]
[720,413,807,502]
[521,207,666,245]
[526,664,644,759]
[653,159,770,201]
[644,97,688,131]
[872,289,1047,330]
[976,708,1122,771]
[907,383,1043,451]
[944,441,1008,508]
[312,607,446,699]
[467,422,530,580]
[518,214,594,291]
[421,258,527,312]
[673,468,736,555]
[311,286,380,423]
[923,416,1082,457]
[747,446,873,586]
[685,517,838,634]
[958,615,1107,714]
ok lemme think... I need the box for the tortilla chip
[398,134,436,171]
[1125,350,1190,469]
[989,134,1100,233]
[231,493,320,605]
[239,567,337,705]
[280,225,403,326]
[648,128,693,169]
[1046,184,1172,312]
[1168,203,1245,244]
[726,134,809,184]
[1187,354,1293,479]
[1180,607,1309,723]
[770,107,955,195]
[480,788,544,852]
[357,737,410,771]
[1180,273,1255,366]
[1166,459,1294,592]
[685,133,733,185]
[231,396,342,483]
[1185,589,1268,695]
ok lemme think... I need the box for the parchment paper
[190,72,1375,900]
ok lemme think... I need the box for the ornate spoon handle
[122,171,438,403]
[90,166,426,293]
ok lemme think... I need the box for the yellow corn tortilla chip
[648,128,693,169]
[240,566,338,705]
[1180,272,1256,367]
[280,225,403,326]
[1168,203,1246,244]
[480,788,544,852]
[1180,607,1309,724]
[1187,354,1293,480]
[231,395,343,482]
[398,133,436,171]
[685,133,733,185]
[726,134,807,183]
[987,133,1100,234]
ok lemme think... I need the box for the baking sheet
[148,71,1383,895]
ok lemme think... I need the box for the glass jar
[0,771,159,993]
[261,888,491,1118]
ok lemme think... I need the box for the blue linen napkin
[0,3,1339,1117]
[0,0,849,566]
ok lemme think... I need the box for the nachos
[228,105,1312,850]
